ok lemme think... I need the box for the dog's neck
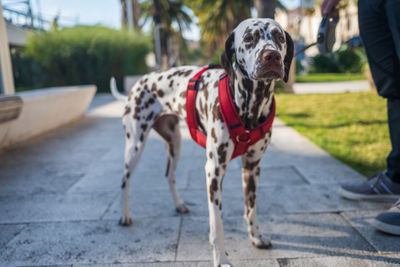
[230,63,275,129]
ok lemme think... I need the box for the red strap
[186,68,276,160]
[218,72,276,159]
[186,66,219,148]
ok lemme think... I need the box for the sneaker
[339,171,400,201]
[371,199,400,235]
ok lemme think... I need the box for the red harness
[186,65,276,159]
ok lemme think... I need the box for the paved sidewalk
[0,94,399,266]
[293,80,370,94]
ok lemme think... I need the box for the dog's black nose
[261,50,281,64]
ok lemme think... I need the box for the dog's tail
[110,77,128,101]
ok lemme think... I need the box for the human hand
[321,0,340,17]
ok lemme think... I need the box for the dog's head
[221,18,294,82]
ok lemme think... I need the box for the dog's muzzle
[254,49,283,80]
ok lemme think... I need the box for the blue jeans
[358,0,400,182]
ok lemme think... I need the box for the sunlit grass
[296,73,366,83]
[276,91,390,177]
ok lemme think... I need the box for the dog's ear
[283,31,294,83]
[220,32,235,77]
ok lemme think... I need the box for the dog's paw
[119,216,133,226]
[217,261,233,267]
[213,252,232,267]
[251,236,272,249]
[176,203,190,214]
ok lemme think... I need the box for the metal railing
[2,6,49,29]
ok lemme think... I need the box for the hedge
[309,46,367,74]
[13,26,151,93]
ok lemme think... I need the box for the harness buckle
[187,79,198,90]
[236,130,251,144]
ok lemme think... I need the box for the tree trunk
[120,0,127,27]
[131,0,140,30]
[254,0,276,19]
[153,0,169,69]
[121,0,140,30]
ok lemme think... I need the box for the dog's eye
[278,35,285,43]
[244,34,254,42]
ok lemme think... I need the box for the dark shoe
[372,199,400,235]
[339,171,400,201]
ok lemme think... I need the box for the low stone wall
[0,85,96,148]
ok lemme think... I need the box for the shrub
[16,26,151,93]
[310,54,340,73]
[336,49,364,73]
[309,45,366,74]
[295,59,305,74]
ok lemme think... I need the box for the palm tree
[132,0,140,30]
[255,0,276,19]
[121,0,127,27]
[141,0,192,68]
[120,0,141,30]
[254,0,287,19]
[187,0,251,55]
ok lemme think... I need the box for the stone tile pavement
[0,94,399,266]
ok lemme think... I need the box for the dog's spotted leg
[241,145,272,249]
[205,134,234,267]
[120,97,161,226]
[153,114,188,214]
[120,119,148,226]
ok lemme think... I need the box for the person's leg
[384,0,400,183]
[387,98,400,183]
[359,0,400,99]
[360,0,400,182]
[373,0,400,233]
[339,0,400,200]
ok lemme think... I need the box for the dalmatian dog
[111,18,293,267]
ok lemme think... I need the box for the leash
[295,41,319,57]
[294,11,339,57]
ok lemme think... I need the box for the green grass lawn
[296,73,366,83]
[276,91,390,177]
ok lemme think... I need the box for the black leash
[294,41,318,57]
